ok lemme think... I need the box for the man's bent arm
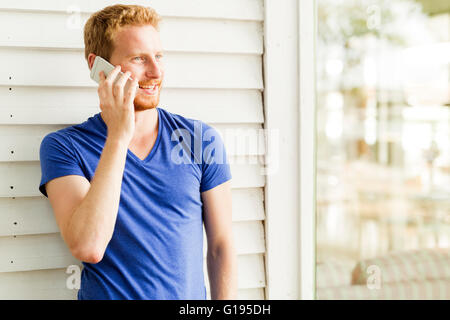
[47,137,129,263]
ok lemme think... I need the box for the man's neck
[133,107,159,140]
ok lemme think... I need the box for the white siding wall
[0,0,267,299]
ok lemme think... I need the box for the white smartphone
[90,55,135,91]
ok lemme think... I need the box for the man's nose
[145,57,162,79]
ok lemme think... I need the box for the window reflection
[316,0,449,299]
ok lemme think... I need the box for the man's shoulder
[160,107,216,133]
[42,126,75,145]
[160,108,208,134]
[41,113,101,148]
[160,107,204,125]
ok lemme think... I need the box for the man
[38,4,237,300]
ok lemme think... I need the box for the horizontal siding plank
[216,124,267,157]
[2,288,78,300]
[0,125,65,163]
[236,288,265,300]
[0,283,264,300]
[0,159,264,197]
[0,0,263,21]
[0,268,78,300]
[0,11,262,54]
[0,233,79,273]
[0,254,265,299]
[0,285,264,300]
[0,197,57,236]
[0,48,263,89]
[1,220,265,272]
[205,254,266,290]
[231,158,265,189]
[0,123,265,161]
[203,220,266,258]
[237,254,266,289]
[0,188,264,236]
[0,162,42,197]
[231,188,265,222]
[0,87,264,124]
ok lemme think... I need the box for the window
[316,0,449,299]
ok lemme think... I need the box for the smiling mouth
[138,84,158,95]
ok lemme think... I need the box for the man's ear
[87,53,97,70]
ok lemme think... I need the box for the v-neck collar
[95,107,163,166]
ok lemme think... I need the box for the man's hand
[98,66,138,144]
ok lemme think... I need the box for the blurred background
[315,0,449,299]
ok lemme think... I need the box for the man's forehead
[113,25,163,54]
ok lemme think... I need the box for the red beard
[133,85,161,111]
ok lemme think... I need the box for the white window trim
[263,0,316,300]
[298,0,317,300]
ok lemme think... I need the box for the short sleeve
[200,123,232,192]
[38,132,86,197]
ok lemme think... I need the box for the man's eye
[133,57,143,61]
[156,55,163,59]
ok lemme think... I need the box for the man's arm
[45,66,138,264]
[202,180,238,299]
[46,137,129,264]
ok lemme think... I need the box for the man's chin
[133,96,160,111]
[134,104,157,111]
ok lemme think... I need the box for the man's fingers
[105,65,121,85]
[124,79,139,107]
[113,71,131,103]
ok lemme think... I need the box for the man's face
[109,24,164,111]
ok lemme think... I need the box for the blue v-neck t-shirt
[38,107,232,300]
